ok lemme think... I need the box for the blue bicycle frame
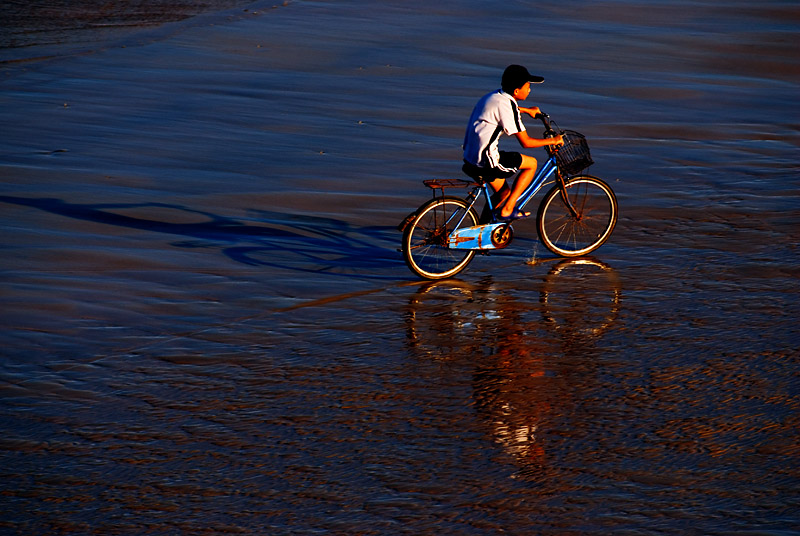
[447,156,560,250]
[501,156,560,216]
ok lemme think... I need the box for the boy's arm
[515,130,563,149]
[516,106,563,147]
[518,106,541,117]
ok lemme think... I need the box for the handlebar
[535,112,563,158]
[535,112,557,137]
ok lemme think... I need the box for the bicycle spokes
[537,176,617,257]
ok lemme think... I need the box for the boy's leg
[481,179,511,223]
[500,155,537,218]
[489,179,511,207]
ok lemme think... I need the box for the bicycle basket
[554,130,593,176]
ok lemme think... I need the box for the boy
[463,64,563,222]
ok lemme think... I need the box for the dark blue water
[1,0,799,533]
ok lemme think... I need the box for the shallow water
[1,0,799,534]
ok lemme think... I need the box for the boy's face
[513,82,531,101]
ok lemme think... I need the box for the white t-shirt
[463,90,526,170]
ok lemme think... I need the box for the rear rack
[398,178,481,234]
[423,178,476,189]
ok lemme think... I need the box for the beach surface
[1,0,799,533]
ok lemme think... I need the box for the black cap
[501,64,544,91]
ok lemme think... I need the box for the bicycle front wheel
[537,175,617,257]
[402,196,479,280]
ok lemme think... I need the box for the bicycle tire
[402,196,479,279]
[536,175,617,257]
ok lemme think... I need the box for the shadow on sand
[0,195,403,278]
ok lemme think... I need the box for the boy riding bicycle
[463,64,564,222]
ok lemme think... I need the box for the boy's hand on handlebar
[550,134,564,146]
[519,106,541,118]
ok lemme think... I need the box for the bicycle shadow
[0,195,403,278]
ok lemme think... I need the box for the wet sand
[1,0,799,533]
[0,0,256,51]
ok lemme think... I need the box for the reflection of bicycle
[399,113,618,280]
[405,258,621,358]
[405,279,485,360]
[540,258,621,339]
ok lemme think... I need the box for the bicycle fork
[557,174,582,220]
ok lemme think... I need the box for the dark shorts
[462,151,522,183]
[498,151,523,171]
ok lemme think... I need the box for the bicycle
[399,113,617,280]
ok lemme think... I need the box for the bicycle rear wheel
[537,175,617,257]
[402,196,478,279]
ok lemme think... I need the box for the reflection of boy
[463,65,563,221]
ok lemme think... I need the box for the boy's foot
[495,208,530,222]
